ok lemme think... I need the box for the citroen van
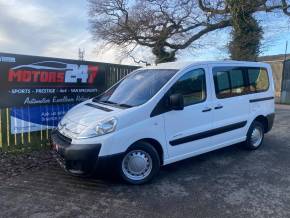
[51,61,275,184]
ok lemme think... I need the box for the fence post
[6,108,10,147]
[13,111,17,145]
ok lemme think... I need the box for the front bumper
[51,130,123,176]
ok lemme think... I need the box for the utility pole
[285,22,290,61]
[285,41,288,61]
[78,48,85,61]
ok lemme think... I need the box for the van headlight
[76,117,117,139]
[95,117,117,136]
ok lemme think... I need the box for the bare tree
[88,0,231,64]
[198,0,290,61]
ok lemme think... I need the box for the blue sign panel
[10,104,75,134]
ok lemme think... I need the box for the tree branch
[282,0,290,15]
[256,0,290,14]
[165,19,231,49]
[198,0,229,14]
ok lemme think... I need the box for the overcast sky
[0,0,289,65]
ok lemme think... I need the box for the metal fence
[0,63,139,150]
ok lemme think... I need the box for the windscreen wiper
[118,103,133,108]
[93,98,117,105]
[95,99,132,108]
[99,100,117,105]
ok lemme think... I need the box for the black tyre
[244,121,265,150]
[119,141,160,185]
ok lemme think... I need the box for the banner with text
[0,53,106,108]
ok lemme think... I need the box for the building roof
[258,54,290,62]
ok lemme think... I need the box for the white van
[51,61,275,184]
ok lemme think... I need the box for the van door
[164,66,214,161]
[210,65,249,147]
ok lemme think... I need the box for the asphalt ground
[0,106,290,218]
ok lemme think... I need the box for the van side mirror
[169,93,184,110]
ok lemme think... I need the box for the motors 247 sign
[0,53,106,108]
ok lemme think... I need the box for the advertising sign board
[0,53,109,134]
[0,53,106,108]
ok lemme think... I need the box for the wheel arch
[129,138,164,165]
[253,115,269,133]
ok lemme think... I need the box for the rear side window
[215,71,231,98]
[171,68,206,106]
[229,69,244,95]
[213,67,269,99]
[248,68,269,92]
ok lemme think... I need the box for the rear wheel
[244,121,265,150]
[119,142,160,185]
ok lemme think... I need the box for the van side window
[171,68,206,106]
[213,67,269,99]
[214,68,246,98]
[215,71,231,98]
[248,68,269,92]
[229,69,245,95]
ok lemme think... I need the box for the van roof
[144,61,270,70]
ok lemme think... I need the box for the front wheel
[244,121,265,150]
[119,142,160,185]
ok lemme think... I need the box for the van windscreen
[94,69,177,107]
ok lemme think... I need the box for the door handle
[202,107,212,112]
[214,105,223,110]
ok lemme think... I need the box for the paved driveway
[1,106,290,218]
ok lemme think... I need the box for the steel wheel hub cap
[122,150,152,181]
[251,126,263,147]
